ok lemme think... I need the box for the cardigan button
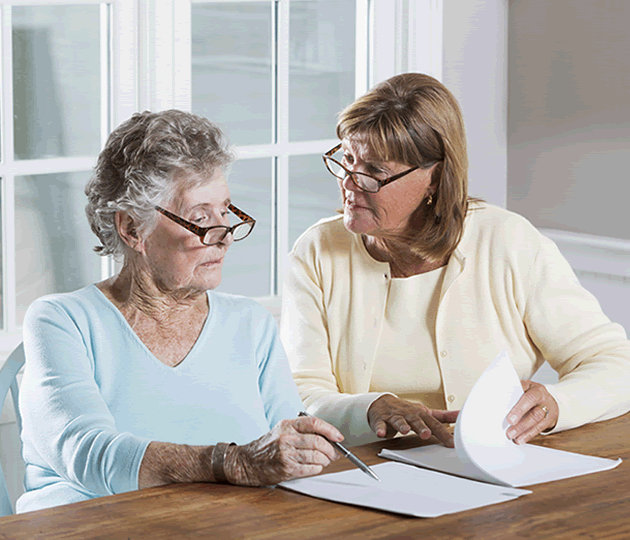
[440,350,448,358]
[447,395,456,403]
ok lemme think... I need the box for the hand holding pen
[225,414,345,486]
[299,411,381,482]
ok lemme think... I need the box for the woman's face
[339,138,436,238]
[140,170,233,295]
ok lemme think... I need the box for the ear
[115,211,145,255]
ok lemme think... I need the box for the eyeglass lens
[325,150,381,193]
[202,221,254,245]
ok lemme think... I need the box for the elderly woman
[17,110,341,513]
[281,72,630,448]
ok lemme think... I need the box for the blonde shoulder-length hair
[336,72,481,263]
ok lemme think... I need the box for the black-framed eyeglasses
[323,143,420,193]
[154,203,256,246]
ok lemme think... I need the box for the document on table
[380,350,622,488]
[279,461,530,518]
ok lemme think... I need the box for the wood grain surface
[2,413,629,540]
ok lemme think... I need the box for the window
[0,0,443,350]
[189,0,369,298]
[0,1,136,351]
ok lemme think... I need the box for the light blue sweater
[17,285,303,512]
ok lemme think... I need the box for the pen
[298,411,381,482]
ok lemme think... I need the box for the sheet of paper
[279,462,530,518]
[380,444,621,488]
[380,350,622,487]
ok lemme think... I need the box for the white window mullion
[173,0,191,110]
[1,5,16,333]
[407,0,443,80]
[355,0,369,96]
[111,0,138,121]
[275,0,290,296]
[141,0,190,112]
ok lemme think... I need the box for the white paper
[380,350,622,487]
[279,462,530,518]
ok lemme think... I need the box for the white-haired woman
[17,110,341,513]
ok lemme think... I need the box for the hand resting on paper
[506,380,559,444]
[367,394,459,447]
[225,416,342,486]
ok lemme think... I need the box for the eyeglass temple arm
[228,203,255,223]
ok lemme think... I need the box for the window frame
[0,0,137,354]
[0,0,444,354]
[149,0,443,301]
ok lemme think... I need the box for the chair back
[0,343,25,516]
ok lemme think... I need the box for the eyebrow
[184,198,232,212]
[341,144,390,170]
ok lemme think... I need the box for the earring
[427,194,433,206]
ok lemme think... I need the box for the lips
[345,198,370,210]
[202,258,223,266]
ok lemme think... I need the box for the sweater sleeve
[522,235,630,432]
[20,299,151,497]
[281,240,385,446]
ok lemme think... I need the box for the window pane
[15,172,101,325]
[289,154,341,248]
[12,5,102,160]
[217,158,272,297]
[192,3,272,146]
[289,0,356,142]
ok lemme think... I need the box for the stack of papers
[280,351,621,517]
[380,350,621,488]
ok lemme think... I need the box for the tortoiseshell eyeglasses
[323,143,420,193]
[154,203,256,246]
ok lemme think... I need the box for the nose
[222,230,235,247]
[341,171,360,193]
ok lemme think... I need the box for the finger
[294,416,344,442]
[372,418,389,438]
[410,413,454,447]
[507,382,543,425]
[513,419,545,445]
[506,403,549,443]
[289,433,340,462]
[404,415,431,439]
[431,409,460,424]
[293,448,334,467]
[384,414,412,436]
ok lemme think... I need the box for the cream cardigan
[280,203,630,446]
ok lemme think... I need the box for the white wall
[507,0,630,240]
[507,0,630,335]
[442,0,508,207]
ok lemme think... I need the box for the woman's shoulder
[290,214,354,258]
[25,285,105,322]
[464,202,545,247]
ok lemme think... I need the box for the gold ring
[540,404,549,418]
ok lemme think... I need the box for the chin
[343,212,376,236]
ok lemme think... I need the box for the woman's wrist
[223,444,250,485]
[211,442,235,483]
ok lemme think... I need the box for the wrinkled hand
[506,380,559,444]
[225,416,342,486]
[367,394,459,447]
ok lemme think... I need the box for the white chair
[0,343,25,516]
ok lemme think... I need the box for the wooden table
[2,414,630,540]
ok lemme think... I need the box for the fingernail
[508,415,517,424]
[506,429,515,439]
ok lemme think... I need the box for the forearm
[138,441,215,489]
